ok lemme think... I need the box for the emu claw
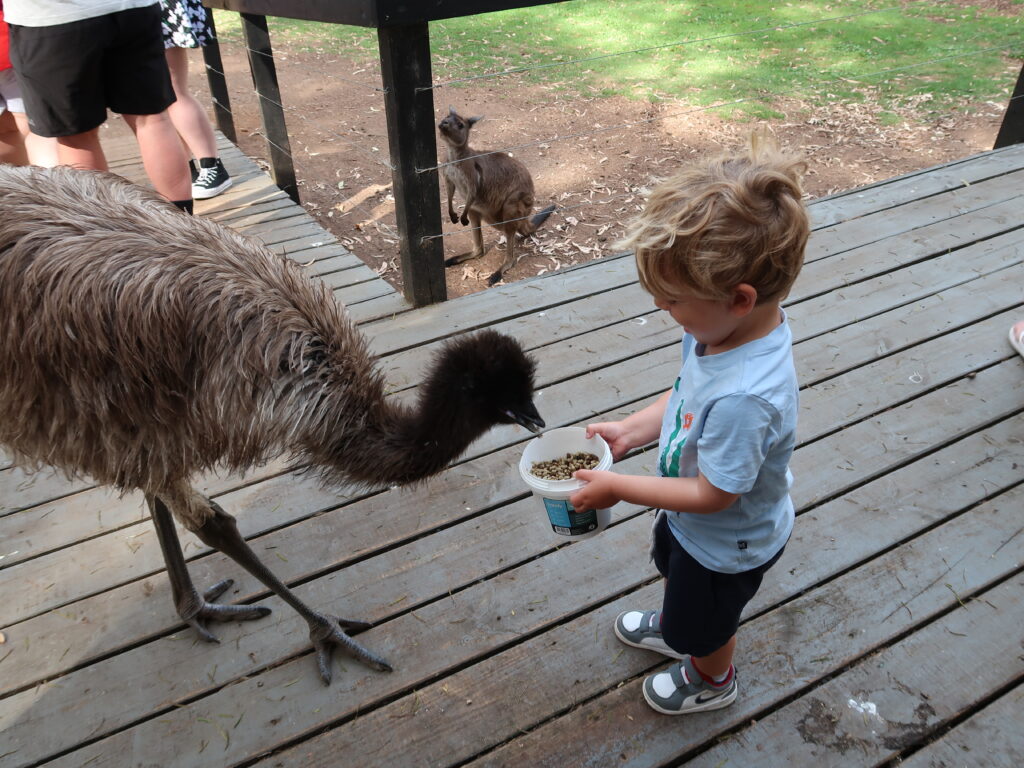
[309,613,392,686]
[179,578,272,644]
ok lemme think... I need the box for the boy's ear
[729,284,758,316]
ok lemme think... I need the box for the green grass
[214,0,1022,119]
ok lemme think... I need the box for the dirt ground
[199,34,1016,299]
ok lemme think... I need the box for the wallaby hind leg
[444,210,488,267]
[487,221,521,286]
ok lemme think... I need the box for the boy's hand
[570,469,619,511]
[585,422,632,461]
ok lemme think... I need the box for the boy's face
[652,289,739,347]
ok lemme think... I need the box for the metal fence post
[378,22,447,306]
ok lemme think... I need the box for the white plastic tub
[519,426,613,539]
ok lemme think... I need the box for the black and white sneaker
[192,158,232,199]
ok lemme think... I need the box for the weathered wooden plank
[361,172,1024,357]
[345,290,415,323]
[802,169,1024,266]
[253,415,1024,768]
[4,296,1019,675]
[806,143,1024,229]
[0,467,92,517]
[302,254,365,277]
[2,228,1015,606]
[0,401,651,695]
[2,489,650,768]
[897,685,1024,768]
[318,264,389,292]
[333,276,398,306]
[378,225,1024,394]
[43,458,1024,768]
[250,219,333,249]
[792,194,1024,305]
[686,576,1024,767]
[0,456,294,571]
[4,348,1019,757]
[798,308,1020,443]
[451,485,1024,768]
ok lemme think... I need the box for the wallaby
[438,106,556,286]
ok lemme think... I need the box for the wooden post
[240,13,299,203]
[378,23,447,306]
[200,8,237,144]
[994,62,1024,149]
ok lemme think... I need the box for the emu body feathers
[0,165,544,683]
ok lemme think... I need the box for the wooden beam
[200,7,237,144]
[994,62,1024,149]
[239,13,299,203]
[203,0,573,27]
[378,22,447,305]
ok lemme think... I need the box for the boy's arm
[570,470,738,515]
[587,390,671,460]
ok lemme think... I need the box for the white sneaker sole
[642,682,738,715]
[192,177,233,200]
[613,622,687,659]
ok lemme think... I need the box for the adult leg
[0,109,27,165]
[57,127,108,171]
[12,112,58,167]
[163,46,217,160]
[122,111,191,202]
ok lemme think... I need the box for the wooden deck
[1,131,1023,768]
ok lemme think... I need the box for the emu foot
[307,611,392,685]
[178,578,272,643]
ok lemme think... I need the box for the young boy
[569,138,809,715]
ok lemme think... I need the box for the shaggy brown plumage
[0,164,544,683]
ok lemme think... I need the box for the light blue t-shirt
[659,312,797,573]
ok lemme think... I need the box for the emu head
[425,329,544,434]
[438,106,483,149]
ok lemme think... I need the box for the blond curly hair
[623,135,809,304]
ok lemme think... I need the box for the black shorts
[652,512,784,657]
[8,5,175,137]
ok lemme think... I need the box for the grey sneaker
[643,656,737,715]
[613,610,685,659]
[192,158,232,199]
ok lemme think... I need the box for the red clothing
[1,8,11,72]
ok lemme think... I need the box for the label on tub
[543,498,598,536]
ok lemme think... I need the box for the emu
[0,165,545,684]
[438,106,556,286]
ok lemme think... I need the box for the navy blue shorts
[9,5,175,137]
[652,512,784,657]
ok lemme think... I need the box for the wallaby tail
[524,204,557,235]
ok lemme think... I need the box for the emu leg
[189,497,392,685]
[149,495,272,643]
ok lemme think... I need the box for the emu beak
[506,403,545,433]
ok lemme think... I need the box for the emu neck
[316,384,486,489]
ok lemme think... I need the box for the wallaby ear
[468,116,484,125]
[448,105,457,116]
